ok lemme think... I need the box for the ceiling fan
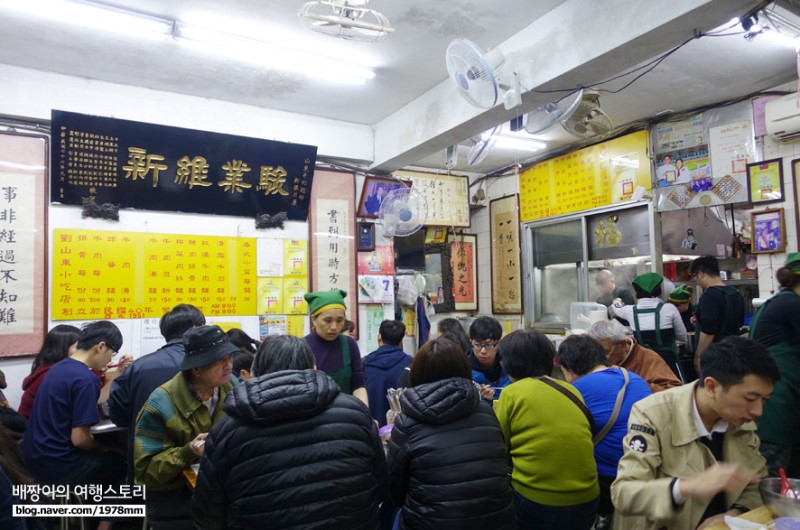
[298,0,394,42]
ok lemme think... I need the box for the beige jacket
[611,383,766,530]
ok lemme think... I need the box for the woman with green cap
[611,272,688,381]
[749,252,800,476]
[303,289,369,407]
[667,284,695,332]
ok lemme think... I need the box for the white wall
[757,137,800,297]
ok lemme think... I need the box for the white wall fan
[445,38,521,110]
[525,89,613,139]
[378,187,429,237]
[298,0,394,42]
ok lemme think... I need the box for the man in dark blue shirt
[363,319,410,426]
[21,321,125,489]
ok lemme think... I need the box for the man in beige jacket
[611,336,778,530]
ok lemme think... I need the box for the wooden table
[705,505,774,529]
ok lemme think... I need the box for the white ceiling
[0,0,798,176]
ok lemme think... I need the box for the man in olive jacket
[134,325,237,530]
[611,337,779,530]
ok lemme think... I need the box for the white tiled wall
[757,138,799,297]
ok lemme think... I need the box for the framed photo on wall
[448,232,478,312]
[752,208,786,254]
[357,176,410,219]
[309,169,358,335]
[490,194,523,314]
[747,158,784,204]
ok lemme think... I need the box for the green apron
[633,302,684,382]
[749,290,800,445]
[305,334,352,394]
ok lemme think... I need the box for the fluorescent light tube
[176,24,375,84]
[4,0,173,39]
[492,136,547,152]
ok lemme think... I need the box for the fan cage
[445,38,500,109]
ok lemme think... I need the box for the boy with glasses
[468,316,511,400]
[21,320,126,530]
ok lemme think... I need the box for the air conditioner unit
[765,93,800,142]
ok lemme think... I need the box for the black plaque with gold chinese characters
[51,110,317,221]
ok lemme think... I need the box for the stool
[58,491,86,530]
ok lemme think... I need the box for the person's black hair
[343,319,356,333]
[690,255,721,277]
[437,318,470,351]
[379,319,405,346]
[409,337,471,386]
[0,424,32,486]
[469,316,502,342]
[160,304,205,341]
[556,335,608,377]
[252,335,315,377]
[31,324,80,372]
[232,349,255,377]
[76,320,123,353]
[776,267,800,290]
[633,283,662,299]
[440,331,470,356]
[499,329,554,380]
[226,328,260,354]
[700,336,781,388]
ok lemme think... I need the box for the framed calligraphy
[309,169,358,335]
[491,194,523,314]
[51,110,318,221]
[394,170,470,227]
[0,131,48,357]
[448,232,478,312]
[357,176,410,219]
[423,243,455,313]
[746,158,784,205]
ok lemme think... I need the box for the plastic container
[570,302,608,331]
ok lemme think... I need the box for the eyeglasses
[471,341,498,351]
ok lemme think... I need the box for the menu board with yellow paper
[52,229,256,320]
[283,277,308,314]
[284,239,308,276]
[257,278,283,315]
[519,131,650,222]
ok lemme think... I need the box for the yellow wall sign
[519,131,651,222]
[53,229,257,320]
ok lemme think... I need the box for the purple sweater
[304,333,366,391]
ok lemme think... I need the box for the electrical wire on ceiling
[468,1,789,192]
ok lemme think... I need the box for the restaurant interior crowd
[0,254,798,530]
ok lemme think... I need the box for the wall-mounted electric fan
[445,38,521,110]
[379,187,428,237]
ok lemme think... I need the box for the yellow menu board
[52,229,257,320]
[519,131,650,222]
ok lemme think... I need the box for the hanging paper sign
[283,277,308,314]
[257,278,283,315]
[358,275,394,304]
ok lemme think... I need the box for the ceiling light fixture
[4,0,173,39]
[492,136,547,152]
[175,25,375,84]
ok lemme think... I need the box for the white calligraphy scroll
[309,170,358,334]
[0,132,47,357]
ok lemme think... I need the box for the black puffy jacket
[387,377,516,530]
[192,369,387,530]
